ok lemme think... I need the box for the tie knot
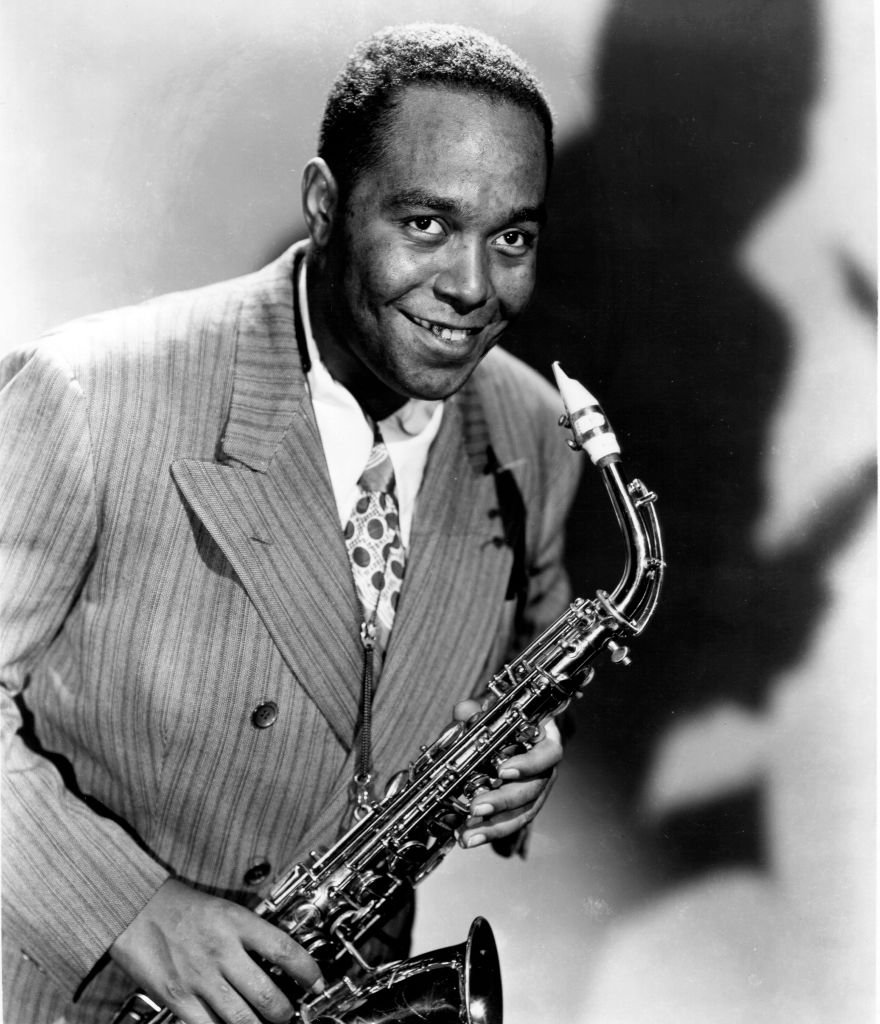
[358,438,395,495]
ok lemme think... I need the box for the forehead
[356,85,547,212]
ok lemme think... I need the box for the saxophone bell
[305,917,502,1024]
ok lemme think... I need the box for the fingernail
[499,767,520,780]
[472,803,493,817]
[465,833,486,848]
[310,978,326,995]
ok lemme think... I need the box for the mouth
[402,312,487,343]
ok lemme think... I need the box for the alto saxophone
[112,364,665,1024]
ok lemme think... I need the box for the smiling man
[305,82,548,415]
[1,24,581,1024]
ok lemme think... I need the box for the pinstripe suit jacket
[0,243,581,1022]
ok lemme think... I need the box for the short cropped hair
[319,24,554,199]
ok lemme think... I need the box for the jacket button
[251,701,278,728]
[243,859,272,886]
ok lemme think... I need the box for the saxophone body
[111,365,665,1024]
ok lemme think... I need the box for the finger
[497,720,562,779]
[467,774,549,823]
[471,777,549,818]
[239,915,325,997]
[459,804,538,847]
[156,982,221,1024]
[217,958,297,1024]
[461,771,557,847]
[201,978,267,1024]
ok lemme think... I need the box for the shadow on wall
[510,0,875,893]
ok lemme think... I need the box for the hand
[452,699,563,850]
[109,878,324,1024]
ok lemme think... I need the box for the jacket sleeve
[488,403,583,860]
[0,349,170,995]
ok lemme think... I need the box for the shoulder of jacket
[470,346,585,492]
[0,274,254,439]
[29,278,249,370]
[470,346,562,434]
[3,244,303,385]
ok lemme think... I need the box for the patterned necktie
[343,432,406,657]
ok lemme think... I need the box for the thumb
[453,698,482,723]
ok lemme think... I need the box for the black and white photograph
[1,2,875,1023]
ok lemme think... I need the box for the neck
[305,252,408,421]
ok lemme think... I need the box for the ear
[301,158,339,249]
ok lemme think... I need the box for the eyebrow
[386,189,547,227]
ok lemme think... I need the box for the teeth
[437,327,467,341]
[411,315,476,342]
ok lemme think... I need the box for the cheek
[496,262,537,314]
[347,244,419,318]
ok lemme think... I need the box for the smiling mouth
[404,313,485,343]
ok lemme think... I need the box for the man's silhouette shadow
[511,0,874,888]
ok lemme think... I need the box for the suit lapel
[171,245,363,747]
[368,383,516,776]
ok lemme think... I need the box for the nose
[433,239,492,313]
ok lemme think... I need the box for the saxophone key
[352,870,397,904]
[382,770,409,800]
[514,722,542,746]
[387,839,428,874]
[578,666,596,689]
[488,677,509,698]
[326,905,359,935]
[298,929,336,960]
[280,899,323,932]
[412,840,458,883]
[605,640,632,665]
[109,993,162,1024]
[463,773,495,800]
[437,720,466,749]
[415,721,466,767]
[448,793,472,816]
[426,809,461,837]
[490,745,523,773]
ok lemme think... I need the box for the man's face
[315,85,548,410]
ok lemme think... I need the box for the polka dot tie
[343,433,406,656]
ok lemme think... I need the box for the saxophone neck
[601,460,664,634]
[552,362,665,637]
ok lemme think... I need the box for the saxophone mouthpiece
[552,361,621,465]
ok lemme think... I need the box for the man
[1,24,580,1024]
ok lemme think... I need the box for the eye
[405,216,445,237]
[492,229,535,255]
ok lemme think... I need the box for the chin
[403,364,481,402]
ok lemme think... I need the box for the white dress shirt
[297,259,443,547]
